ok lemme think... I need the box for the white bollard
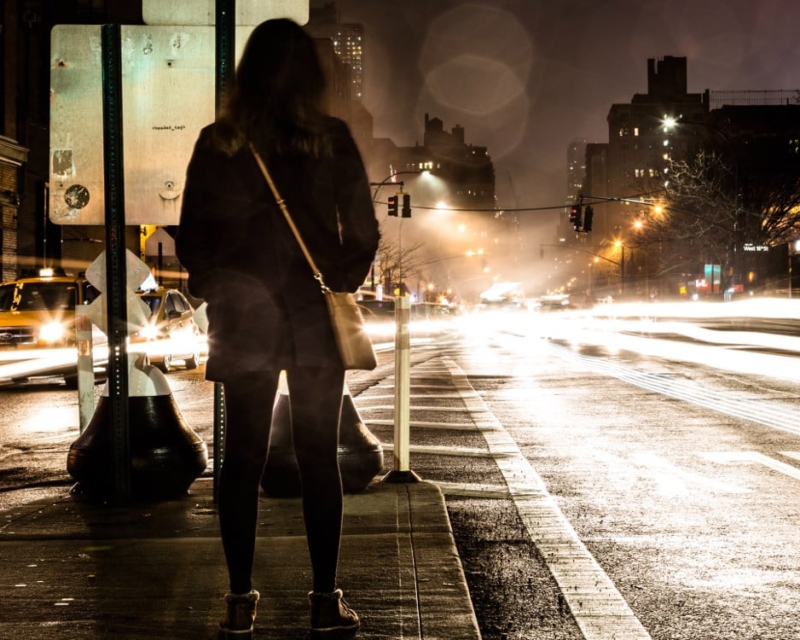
[384,295,420,483]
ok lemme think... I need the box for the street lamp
[370,170,423,204]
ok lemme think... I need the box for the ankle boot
[308,589,359,637]
[218,590,259,639]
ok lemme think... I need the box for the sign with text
[50,25,257,226]
[142,0,307,26]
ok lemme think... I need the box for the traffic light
[583,206,594,232]
[569,204,582,230]
[387,195,398,216]
[402,194,411,218]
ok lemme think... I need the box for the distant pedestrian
[176,18,380,639]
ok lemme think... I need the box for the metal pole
[213,0,235,500]
[383,296,420,483]
[157,242,163,287]
[213,382,226,501]
[215,0,235,116]
[101,23,131,503]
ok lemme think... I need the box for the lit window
[634,127,639,136]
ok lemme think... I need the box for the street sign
[50,24,258,226]
[142,0,307,26]
[50,25,104,225]
[83,250,152,334]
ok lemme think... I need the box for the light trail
[544,341,800,437]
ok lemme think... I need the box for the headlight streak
[472,298,800,440]
[545,340,800,437]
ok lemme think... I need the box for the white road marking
[434,481,515,499]
[357,393,474,401]
[363,419,491,431]
[442,357,652,640]
[702,451,800,482]
[359,404,487,413]
[632,452,749,495]
[378,443,518,458]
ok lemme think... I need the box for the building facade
[605,56,708,238]
[394,114,496,212]
[307,2,364,100]
[578,55,800,298]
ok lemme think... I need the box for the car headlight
[139,323,161,340]
[39,322,66,343]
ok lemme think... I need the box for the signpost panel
[142,0,307,27]
[50,25,265,226]
[121,26,215,227]
[50,25,105,224]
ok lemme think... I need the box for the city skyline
[327,0,800,225]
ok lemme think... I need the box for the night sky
[318,0,800,236]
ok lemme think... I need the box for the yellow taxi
[0,268,99,350]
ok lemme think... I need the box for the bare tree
[373,228,425,293]
[635,148,800,289]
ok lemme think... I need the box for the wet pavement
[0,477,481,639]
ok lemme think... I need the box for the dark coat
[175,117,380,381]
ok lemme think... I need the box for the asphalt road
[2,311,800,639]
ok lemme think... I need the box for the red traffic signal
[569,204,582,230]
[387,195,398,216]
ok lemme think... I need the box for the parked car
[411,302,456,320]
[130,288,200,372]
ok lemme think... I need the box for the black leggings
[218,367,345,595]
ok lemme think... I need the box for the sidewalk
[0,476,482,640]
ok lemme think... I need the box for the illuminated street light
[370,170,422,204]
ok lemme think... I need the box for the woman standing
[176,18,380,639]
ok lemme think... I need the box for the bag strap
[250,144,330,292]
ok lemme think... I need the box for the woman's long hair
[214,19,330,157]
